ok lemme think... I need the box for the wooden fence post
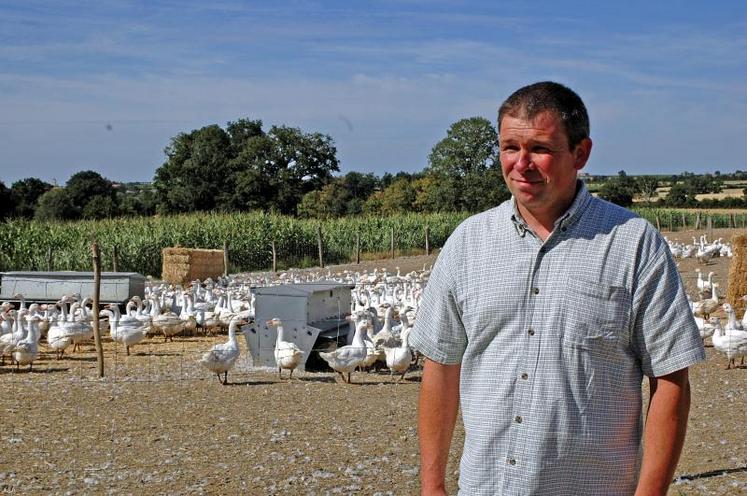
[223,240,229,276]
[730,213,736,228]
[355,232,361,264]
[271,240,277,273]
[317,225,324,268]
[655,214,661,231]
[695,211,701,230]
[112,245,119,272]
[669,213,674,232]
[681,212,687,230]
[91,241,104,378]
[425,224,430,256]
[390,227,395,259]
[707,216,713,232]
[47,246,53,271]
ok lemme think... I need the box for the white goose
[150,297,185,342]
[46,300,76,359]
[12,315,41,372]
[384,327,413,382]
[267,318,304,380]
[319,320,368,384]
[711,318,747,370]
[199,316,244,385]
[101,305,149,356]
[0,309,27,364]
[693,283,720,321]
[0,309,20,364]
[695,270,715,296]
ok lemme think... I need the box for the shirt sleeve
[631,229,706,377]
[409,229,468,365]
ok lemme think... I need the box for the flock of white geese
[1,234,746,381]
[689,267,747,369]
[0,266,428,384]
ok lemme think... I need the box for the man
[409,81,705,495]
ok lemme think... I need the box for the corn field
[0,207,744,278]
[632,207,747,232]
[0,212,469,276]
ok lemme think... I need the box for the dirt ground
[1,228,745,495]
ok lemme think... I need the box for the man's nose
[514,149,533,172]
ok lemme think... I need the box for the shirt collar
[509,180,591,237]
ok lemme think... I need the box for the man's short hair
[498,81,590,150]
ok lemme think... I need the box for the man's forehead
[499,109,562,130]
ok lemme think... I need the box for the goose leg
[347,372,352,384]
[289,369,294,380]
[278,367,282,379]
[223,371,228,385]
[126,346,130,356]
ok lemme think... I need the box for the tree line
[2,117,746,222]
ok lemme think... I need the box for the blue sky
[1,0,746,185]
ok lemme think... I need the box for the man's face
[499,110,591,216]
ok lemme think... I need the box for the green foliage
[154,120,339,216]
[0,212,469,276]
[636,176,659,204]
[10,177,52,218]
[664,182,698,207]
[65,170,118,218]
[0,181,13,219]
[34,188,77,221]
[598,170,638,207]
[633,207,747,230]
[428,117,498,176]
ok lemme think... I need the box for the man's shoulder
[586,195,655,235]
[453,202,510,236]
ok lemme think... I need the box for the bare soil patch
[1,228,745,495]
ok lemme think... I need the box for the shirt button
[521,373,528,380]
[507,458,516,465]
[527,329,535,336]
[515,416,523,423]
[532,287,539,295]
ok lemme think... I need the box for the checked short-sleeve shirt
[409,182,705,496]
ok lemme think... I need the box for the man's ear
[573,137,592,171]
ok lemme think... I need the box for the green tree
[66,170,117,217]
[636,176,659,204]
[81,195,119,219]
[0,181,13,219]
[35,188,77,220]
[297,179,351,219]
[598,171,638,207]
[377,177,416,215]
[10,177,53,218]
[665,182,698,207]
[153,125,233,213]
[428,117,498,177]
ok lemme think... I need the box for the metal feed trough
[243,280,355,370]
[0,271,146,305]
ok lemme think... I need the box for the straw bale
[726,233,747,317]
[161,247,225,285]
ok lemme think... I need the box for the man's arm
[418,358,461,496]
[635,367,691,496]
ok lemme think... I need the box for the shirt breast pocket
[562,277,631,349]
